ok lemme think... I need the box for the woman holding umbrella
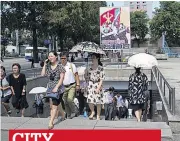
[84,53,105,120]
[128,67,148,122]
[128,53,158,122]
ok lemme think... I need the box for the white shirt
[103,91,114,104]
[83,52,88,58]
[63,62,77,85]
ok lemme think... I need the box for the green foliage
[149,1,180,46]
[1,1,107,53]
[130,11,149,40]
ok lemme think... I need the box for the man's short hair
[60,52,68,57]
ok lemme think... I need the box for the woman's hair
[49,50,58,57]
[12,63,21,71]
[92,53,103,66]
[135,67,141,75]
[1,66,6,76]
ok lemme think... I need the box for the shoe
[69,113,76,119]
[96,116,101,120]
[48,124,54,130]
[89,112,95,120]
[67,115,71,119]
[16,109,20,114]
[7,110,12,115]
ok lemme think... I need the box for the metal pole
[164,81,166,96]
[172,87,175,115]
[169,89,171,110]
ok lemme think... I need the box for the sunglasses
[61,58,67,60]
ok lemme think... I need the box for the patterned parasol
[69,41,105,55]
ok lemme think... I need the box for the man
[83,52,88,63]
[60,52,80,119]
[103,87,115,120]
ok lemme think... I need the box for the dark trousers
[76,93,86,114]
[104,103,116,120]
[117,106,128,119]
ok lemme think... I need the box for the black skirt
[130,103,144,112]
[12,95,29,110]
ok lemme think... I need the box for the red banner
[9,129,161,141]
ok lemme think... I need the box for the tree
[149,1,180,47]
[46,1,107,51]
[130,11,149,44]
[1,1,53,62]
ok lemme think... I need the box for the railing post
[172,87,176,115]
[169,89,172,110]
[164,81,166,96]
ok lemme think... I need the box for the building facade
[124,1,153,19]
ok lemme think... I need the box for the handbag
[45,88,60,99]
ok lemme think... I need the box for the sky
[106,1,160,11]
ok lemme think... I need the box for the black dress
[8,73,29,110]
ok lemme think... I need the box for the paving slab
[94,127,172,139]
[16,123,49,129]
[1,123,23,130]
[59,119,97,127]
[95,120,170,129]
[22,117,51,125]
[1,117,31,124]
[54,125,94,129]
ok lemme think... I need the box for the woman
[0,66,12,116]
[8,63,29,117]
[41,51,66,129]
[128,67,149,122]
[84,53,105,120]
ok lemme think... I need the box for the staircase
[161,40,179,58]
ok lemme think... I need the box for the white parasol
[128,53,158,68]
[29,87,47,94]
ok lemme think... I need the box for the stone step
[1,116,174,141]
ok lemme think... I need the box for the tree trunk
[58,32,63,52]
[32,2,38,63]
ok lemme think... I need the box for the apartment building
[124,1,153,19]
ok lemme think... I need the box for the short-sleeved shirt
[0,77,11,97]
[8,73,27,97]
[46,63,66,92]
[63,62,77,85]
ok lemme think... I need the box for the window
[25,49,32,53]
[130,5,134,9]
[137,2,140,4]
[137,5,140,9]
[143,1,146,3]
[143,5,147,9]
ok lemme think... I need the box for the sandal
[48,124,54,130]
[96,116,101,120]
[89,112,95,120]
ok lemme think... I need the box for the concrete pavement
[158,58,180,116]
[1,58,32,71]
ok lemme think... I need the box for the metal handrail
[152,66,175,115]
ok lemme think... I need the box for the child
[115,93,128,119]
[104,87,115,120]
